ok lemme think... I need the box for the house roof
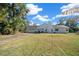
[53,25,69,28]
[28,23,69,29]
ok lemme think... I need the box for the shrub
[76,31,79,35]
[1,27,14,35]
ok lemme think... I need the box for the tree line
[0,3,29,35]
[58,17,79,33]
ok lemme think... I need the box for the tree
[58,18,65,25]
[65,19,78,32]
[0,3,29,35]
[0,4,8,21]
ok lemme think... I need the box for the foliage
[58,18,65,25]
[65,19,78,32]
[58,18,79,33]
[0,3,29,35]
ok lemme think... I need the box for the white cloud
[29,21,34,26]
[53,22,58,25]
[61,4,79,12]
[33,15,50,21]
[72,13,79,16]
[36,24,40,26]
[52,4,79,19]
[29,21,41,26]
[27,4,43,15]
[33,15,48,19]
[52,14,69,19]
[52,13,79,19]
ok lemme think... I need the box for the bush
[69,28,74,33]
[1,27,14,35]
[76,31,79,35]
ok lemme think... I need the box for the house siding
[26,24,69,33]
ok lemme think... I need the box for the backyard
[0,33,79,56]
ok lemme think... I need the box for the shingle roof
[53,25,69,28]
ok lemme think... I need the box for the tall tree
[58,18,65,25]
[65,19,78,32]
[0,4,8,21]
[0,3,29,35]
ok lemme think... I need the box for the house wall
[36,25,69,33]
[36,24,54,33]
[26,26,37,33]
[26,24,69,33]
[53,27,69,33]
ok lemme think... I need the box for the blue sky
[27,3,70,25]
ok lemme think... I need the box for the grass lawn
[0,33,79,56]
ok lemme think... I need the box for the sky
[26,3,79,25]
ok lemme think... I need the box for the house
[36,23,53,33]
[26,24,37,33]
[52,25,69,33]
[26,23,69,33]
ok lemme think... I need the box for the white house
[26,24,37,33]
[52,25,69,33]
[26,23,69,33]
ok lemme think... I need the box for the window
[51,29,53,32]
[45,29,47,32]
[66,29,68,31]
[55,28,58,31]
[38,29,40,31]
[37,29,40,33]
[42,28,44,30]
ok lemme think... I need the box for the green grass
[0,33,79,56]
